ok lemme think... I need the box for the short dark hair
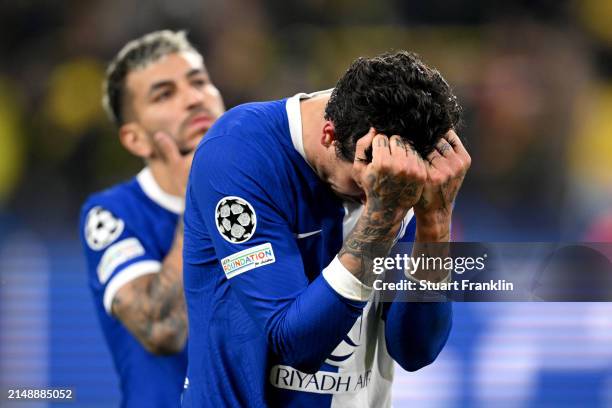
[325,51,462,161]
[103,30,199,126]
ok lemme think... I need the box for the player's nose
[184,86,205,111]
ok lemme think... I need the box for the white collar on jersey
[136,167,185,214]
[286,89,333,163]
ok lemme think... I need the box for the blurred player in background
[182,52,469,407]
[79,30,224,407]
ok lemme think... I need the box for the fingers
[371,133,391,167]
[435,138,453,158]
[354,127,376,161]
[373,134,427,182]
[428,131,470,172]
[443,129,471,169]
[151,131,193,197]
[390,135,408,157]
[443,129,464,153]
[351,128,376,189]
[413,145,428,179]
[360,132,427,212]
[353,127,376,168]
[423,130,471,191]
[153,131,181,164]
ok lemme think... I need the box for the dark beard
[178,146,195,156]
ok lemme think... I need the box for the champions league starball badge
[215,196,257,243]
[85,206,125,250]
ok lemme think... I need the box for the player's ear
[119,123,153,158]
[322,121,335,148]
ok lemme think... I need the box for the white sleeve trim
[322,256,373,301]
[404,268,452,284]
[103,260,162,315]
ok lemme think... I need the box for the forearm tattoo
[339,173,419,286]
[112,265,187,354]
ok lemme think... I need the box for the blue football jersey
[79,168,187,408]
[182,91,451,407]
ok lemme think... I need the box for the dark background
[1,1,611,406]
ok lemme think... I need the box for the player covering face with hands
[342,127,470,286]
[79,30,224,408]
[182,51,468,407]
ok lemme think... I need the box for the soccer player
[79,30,225,407]
[182,52,470,406]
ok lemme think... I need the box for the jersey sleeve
[79,204,162,315]
[384,301,452,371]
[382,215,453,371]
[187,136,369,373]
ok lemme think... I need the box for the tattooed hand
[339,128,428,286]
[355,128,428,224]
[414,129,471,241]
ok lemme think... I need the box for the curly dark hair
[325,51,462,161]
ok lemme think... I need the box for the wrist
[362,203,407,233]
[415,216,451,242]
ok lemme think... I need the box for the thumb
[153,131,181,163]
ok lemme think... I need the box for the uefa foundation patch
[221,243,275,279]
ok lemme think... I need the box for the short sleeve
[80,204,162,314]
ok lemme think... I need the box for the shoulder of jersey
[199,100,285,144]
[81,181,139,251]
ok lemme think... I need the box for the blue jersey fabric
[183,93,451,407]
[79,169,187,408]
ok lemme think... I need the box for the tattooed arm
[339,129,427,286]
[411,129,471,280]
[384,130,470,371]
[112,221,187,355]
[338,128,470,286]
[111,130,193,354]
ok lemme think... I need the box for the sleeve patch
[215,196,257,243]
[221,243,275,279]
[97,238,146,284]
[85,206,125,250]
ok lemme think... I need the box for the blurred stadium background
[1,0,611,406]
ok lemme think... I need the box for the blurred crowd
[1,2,612,407]
[0,0,611,242]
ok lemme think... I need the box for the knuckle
[464,153,472,168]
[396,165,410,179]
[430,174,445,185]
[378,162,391,173]
[452,158,468,174]
[401,161,412,174]
[403,164,424,183]
[371,160,384,173]
[449,158,462,173]
[418,169,428,182]
[431,176,442,186]
[396,157,412,172]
